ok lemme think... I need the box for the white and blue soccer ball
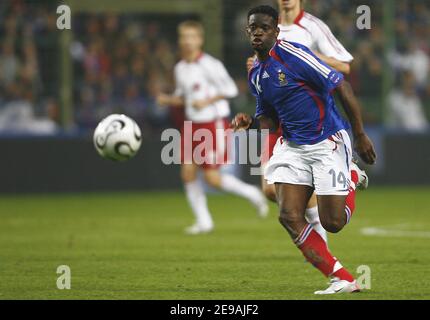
[93,114,142,161]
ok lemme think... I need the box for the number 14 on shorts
[329,169,348,189]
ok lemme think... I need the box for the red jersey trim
[294,9,305,25]
[196,51,204,61]
[298,81,326,133]
[269,41,290,69]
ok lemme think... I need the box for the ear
[245,26,251,37]
[275,26,280,38]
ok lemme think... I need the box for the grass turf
[0,187,429,300]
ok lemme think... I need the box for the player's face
[278,0,300,10]
[247,14,279,52]
[178,27,203,54]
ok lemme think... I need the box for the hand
[192,99,209,110]
[230,113,253,132]
[354,133,377,165]
[246,56,256,73]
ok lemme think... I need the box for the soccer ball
[93,114,142,161]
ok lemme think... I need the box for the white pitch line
[360,226,430,238]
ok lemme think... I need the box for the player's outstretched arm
[230,113,278,132]
[192,95,228,110]
[335,80,377,165]
[314,52,350,75]
[156,93,184,108]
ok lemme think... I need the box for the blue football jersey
[248,40,350,145]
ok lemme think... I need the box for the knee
[278,208,303,236]
[321,216,345,233]
[181,169,196,184]
[204,174,219,188]
[262,184,277,202]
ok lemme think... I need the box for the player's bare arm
[156,93,184,108]
[192,95,227,110]
[335,80,377,164]
[314,52,351,75]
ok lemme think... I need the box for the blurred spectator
[0,40,20,85]
[389,39,429,90]
[350,40,383,97]
[387,71,429,132]
[73,13,178,134]
[0,83,58,134]
[0,1,59,135]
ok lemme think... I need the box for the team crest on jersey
[278,70,288,86]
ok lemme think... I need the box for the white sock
[184,180,213,228]
[220,174,264,207]
[305,206,328,243]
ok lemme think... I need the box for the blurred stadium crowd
[0,0,429,136]
[0,0,59,134]
[315,0,430,131]
[71,13,178,135]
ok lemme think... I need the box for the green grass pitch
[0,187,429,300]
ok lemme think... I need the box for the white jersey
[278,11,353,63]
[174,53,238,123]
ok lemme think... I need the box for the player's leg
[201,118,268,217]
[276,183,357,293]
[260,130,328,239]
[181,163,214,234]
[313,130,360,233]
[203,168,269,217]
[305,193,328,243]
[316,169,361,233]
[260,165,329,241]
[311,193,361,294]
[263,167,328,241]
[276,183,312,239]
[261,174,277,202]
[266,135,358,294]
[315,195,348,233]
[262,131,328,241]
[304,130,361,293]
[263,169,329,242]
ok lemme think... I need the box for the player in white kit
[277,0,353,73]
[248,0,367,244]
[158,21,268,235]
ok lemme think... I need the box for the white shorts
[264,130,352,195]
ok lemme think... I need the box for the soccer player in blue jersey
[232,5,377,294]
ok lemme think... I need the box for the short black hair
[247,5,279,27]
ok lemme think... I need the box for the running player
[247,0,366,244]
[157,21,268,235]
[232,6,376,294]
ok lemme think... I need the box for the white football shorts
[264,129,352,195]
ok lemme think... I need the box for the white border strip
[360,226,430,238]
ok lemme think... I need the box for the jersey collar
[294,9,305,25]
[278,10,306,30]
[183,51,204,63]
